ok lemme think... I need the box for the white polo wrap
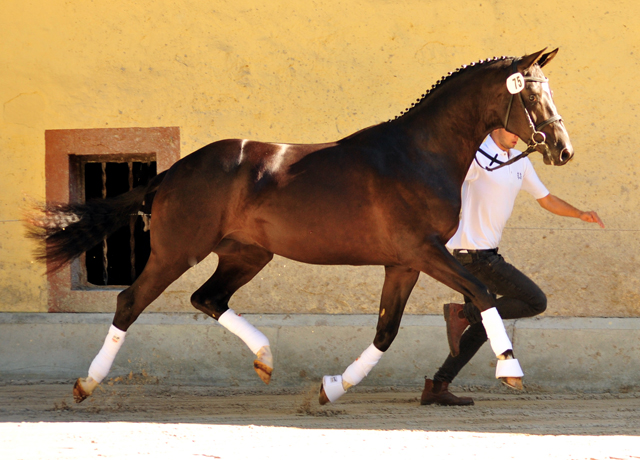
[218,309,270,355]
[88,324,127,383]
[481,307,513,357]
[496,358,524,378]
[342,343,384,387]
[322,375,347,403]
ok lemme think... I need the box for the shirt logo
[517,172,523,180]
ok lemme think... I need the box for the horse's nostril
[560,148,573,164]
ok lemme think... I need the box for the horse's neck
[398,70,506,180]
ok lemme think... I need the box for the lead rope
[475,145,537,172]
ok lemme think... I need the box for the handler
[421,128,604,406]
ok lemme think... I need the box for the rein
[479,60,563,172]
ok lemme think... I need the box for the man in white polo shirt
[421,128,604,406]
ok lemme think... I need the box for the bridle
[479,59,563,172]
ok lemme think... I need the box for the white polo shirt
[446,135,550,250]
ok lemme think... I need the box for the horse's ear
[537,48,559,68]
[517,48,548,73]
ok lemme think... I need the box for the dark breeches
[434,251,547,383]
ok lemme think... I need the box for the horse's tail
[25,170,168,273]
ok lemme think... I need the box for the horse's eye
[529,94,538,103]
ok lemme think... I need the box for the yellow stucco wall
[1,0,638,316]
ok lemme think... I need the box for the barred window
[44,127,179,312]
[79,157,157,286]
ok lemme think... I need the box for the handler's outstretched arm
[536,194,605,228]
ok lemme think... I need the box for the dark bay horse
[28,48,573,404]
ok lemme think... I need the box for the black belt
[453,248,498,255]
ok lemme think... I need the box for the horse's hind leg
[190,241,274,384]
[320,265,419,404]
[73,253,190,403]
[415,242,524,388]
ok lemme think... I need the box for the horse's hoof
[73,378,91,403]
[253,345,273,385]
[319,375,346,404]
[318,383,330,406]
[500,376,523,390]
[253,360,272,385]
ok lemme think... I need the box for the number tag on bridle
[506,73,525,94]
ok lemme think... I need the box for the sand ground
[1,382,639,459]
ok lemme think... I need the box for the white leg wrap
[481,307,513,357]
[218,309,269,355]
[88,324,126,383]
[496,359,524,378]
[322,375,347,403]
[342,344,384,387]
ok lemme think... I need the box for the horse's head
[504,48,573,166]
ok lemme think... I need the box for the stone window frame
[44,127,180,312]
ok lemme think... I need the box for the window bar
[101,162,108,285]
[128,161,136,283]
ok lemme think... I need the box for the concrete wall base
[1,313,638,392]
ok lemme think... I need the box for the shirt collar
[481,135,510,158]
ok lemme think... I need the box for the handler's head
[490,128,519,152]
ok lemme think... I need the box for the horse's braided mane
[388,55,516,122]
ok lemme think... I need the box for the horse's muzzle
[546,146,573,166]
[558,147,574,165]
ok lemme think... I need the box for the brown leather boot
[420,379,474,406]
[444,303,470,357]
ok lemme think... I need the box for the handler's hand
[580,211,604,228]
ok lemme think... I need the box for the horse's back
[149,135,459,266]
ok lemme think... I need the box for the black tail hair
[25,171,167,273]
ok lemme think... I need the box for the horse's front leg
[414,241,524,388]
[319,265,419,404]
